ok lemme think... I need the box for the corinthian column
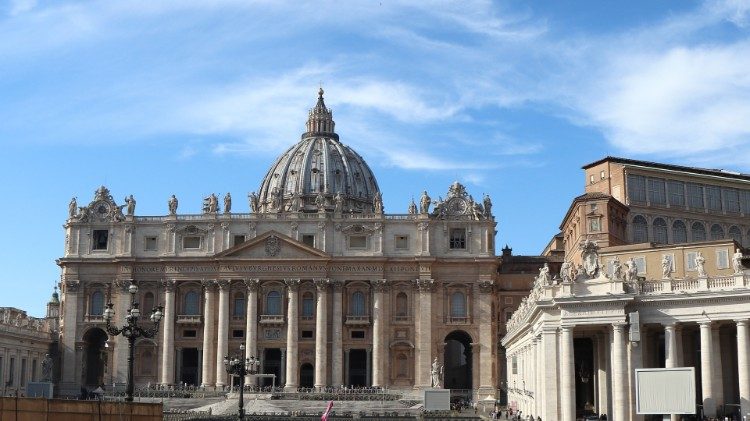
[699,321,716,417]
[314,278,329,390]
[371,279,388,388]
[414,278,434,389]
[331,280,344,387]
[284,278,300,391]
[160,279,176,385]
[477,279,494,396]
[201,280,216,388]
[244,279,259,384]
[215,279,230,388]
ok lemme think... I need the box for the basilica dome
[254,89,381,214]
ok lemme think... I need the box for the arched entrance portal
[444,331,472,390]
[299,363,314,388]
[82,328,108,388]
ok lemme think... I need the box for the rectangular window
[182,236,201,249]
[706,186,722,212]
[647,178,667,205]
[233,235,246,246]
[9,357,15,386]
[92,230,109,250]
[717,249,729,269]
[183,329,197,338]
[742,190,750,214]
[395,235,409,250]
[634,256,646,275]
[302,234,315,247]
[233,298,245,316]
[589,174,595,184]
[600,170,606,180]
[627,175,647,203]
[667,180,685,207]
[301,330,314,339]
[348,235,368,249]
[686,252,698,271]
[723,188,741,214]
[449,228,466,249]
[351,330,365,339]
[687,183,704,210]
[232,329,244,338]
[144,236,158,251]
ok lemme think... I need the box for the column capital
[114,279,134,293]
[244,278,260,292]
[560,325,575,333]
[372,279,388,292]
[63,279,80,293]
[285,278,301,291]
[217,279,231,290]
[314,278,330,292]
[612,322,627,332]
[663,321,677,330]
[736,319,749,327]
[330,279,345,291]
[161,279,176,292]
[478,279,495,293]
[414,278,435,293]
[698,320,712,328]
[202,279,217,291]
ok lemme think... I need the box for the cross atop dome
[304,88,338,140]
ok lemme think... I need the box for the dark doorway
[300,363,314,388]
[181,348,199,386]
[574,338,595,417]
[263,348,282,387]
[348,349,367,386]
[83,328,108,387]
[444,330,472,390]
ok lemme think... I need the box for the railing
[260,314,285,324]
[670,279,699,291]
[709,275,736,289]
[640,282,663,293]
[176,315,202,324]
[300,315,314,321]
[84,314,105,323]
[345,315,370,325]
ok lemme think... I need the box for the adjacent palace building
[48,90,750,420]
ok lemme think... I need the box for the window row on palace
[80,282,494,324]
[627,174,750,213]
[630,214,749,246]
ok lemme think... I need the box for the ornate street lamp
[103,282,163,402]
[224,344,260,421]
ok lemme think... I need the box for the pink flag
[321,400,334,421]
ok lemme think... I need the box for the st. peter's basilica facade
[56,90,502,398]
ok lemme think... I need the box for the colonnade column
[699,321,716,417]
[284,278,300,391]
[560,326,575,421]
[711,327,724,408]
[612,323,629,421]
[244,279,259,384]
[541,327,559,421]
[736,319,750,417]
[314,279,329,390]
[414,278,434,389]
[662,323,680,421]
[534,335,542,417]
[371,279,387,388]
[477,280,494,396]
[160,279,176,385]
[331,280,344,387]
[201,280,216,388]
[215,280,230,388]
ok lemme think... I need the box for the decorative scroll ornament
[161,279,176,292]
[478,279,495,293]
[414,278,435,292]
[265,235,281,257]
[70,186,126,223]
[429,181,487,221]
[579,239,601,278]
[314,278,330,291]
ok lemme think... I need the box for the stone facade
[56,91,508,399]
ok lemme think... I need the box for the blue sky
[1,0,749,316]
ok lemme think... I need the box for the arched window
[652,218,668,244]
[301,292,314,317]
[710,224,725,240]
[450,292,466,318]
[233,293,245,317]
[729,226,743,244]
[672,221,687,244]
[692,222,706,242]
[142,292,155,313]
[184,291,199,315]
[350,291,365,316]
[632,216,648,243]
[266,291,282,315]
[90,291,104,315]
[395,292,408,317]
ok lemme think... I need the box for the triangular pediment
[215,230,329,259]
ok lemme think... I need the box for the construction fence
[0,396,162,421]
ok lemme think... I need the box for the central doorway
[263,349,281,387]
[348,349,367,386]
[180,348,199,386]
[444,330,472,390]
